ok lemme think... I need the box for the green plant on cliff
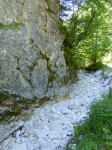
[28,65,33,71]
[0,21,24,30]
[49,10,55,14]
[15,105,20,110]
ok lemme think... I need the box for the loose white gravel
[0,70,112,150]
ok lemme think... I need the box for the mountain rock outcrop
[0,0,74,102]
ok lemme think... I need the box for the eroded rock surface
[0,0,73,101]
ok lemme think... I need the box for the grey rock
[103,78,111,87]
[105,85,111,93]
[61,134,66,139]
[107,72,112,78]
[94,70,102,77]
[17,120,24,127]
[0,125,3,134]
[20,129,25,135]
[22,132,28,137]
[33,129,39,138]
[74,101,80,106]
[16,130,21,138]
[53,114,60,120]
[68,104,74,110]
[61,107,69,114]
[0,0,71,102]
[44,125,49,131]
[1,138,11,149]
[48,134,54,140]
[24,121,34,135]
[16,137,21,144]
[104,71,109,76]
[11,143,27,150]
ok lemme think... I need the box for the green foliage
[39,51,49,61]
[0,94,8,100]
[48,10,55,14]
[85,61,104,72]
[15,105,20,109]
[64,88,112,150]
[48,75,56,84]
[28,65,33,71]
[60,0,112,71]
[0,21,24,30]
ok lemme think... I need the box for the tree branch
[70,11,96,49]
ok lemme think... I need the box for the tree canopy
[59,0,112,71]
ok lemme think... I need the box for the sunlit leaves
[61,0,112,69]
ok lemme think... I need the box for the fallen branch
[0,125,24,144]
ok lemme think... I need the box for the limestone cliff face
[0,0,71,101]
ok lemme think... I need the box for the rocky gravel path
[0,70,112,150]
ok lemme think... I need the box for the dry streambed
[0,70,112,150]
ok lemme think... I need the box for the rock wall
[0,0,73,101]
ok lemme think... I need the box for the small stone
[72,116,76,120]
[47,138,51,142]
[62,125,67,130]
[53,114,60,120]
[21,137,25,142]
[48,134,54,140]
[61,107,68,114]
[74,101,80,107]
[18,120,24,127]
[16,130,21,138]
[107,72,112,78]
[57,111,61,115]
[44,125,49,131]
[1,138,11,149]
[20,129,25,134]
[104,71,109,76]
[23,132,28,137]
[10,116,15,120]
[51,108,57,113]
[0,125,3,134]
[34,129,39,138]
[103,78,111,87]
[24,121,34,135]
[61,134,66,139]
[54,135,61,140]
[10,122,15,128]
[105,85,110,93]
[68,105,74,110]
[12,143,27,150]
[70,100,75,105]
[16,137,21,144]
[53,140,59,144]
